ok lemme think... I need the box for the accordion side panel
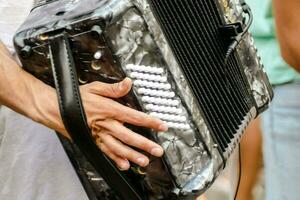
[219,0,274,111]
[145,0,260,157]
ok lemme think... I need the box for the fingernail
[124,77,131,82]
[151,147,164,157]
[159,123,168,131]
[137,157,148,167]
[119,160,129,171]
[118,82,125,91]
[119,78,131,90]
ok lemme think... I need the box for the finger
[97,141,130,171]
[98,120,164,157]
[99,133,150,167]
[87,78,132,98]
[91,120,102,138]
[110,102,168,132]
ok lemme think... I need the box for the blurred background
[202,119,265,200]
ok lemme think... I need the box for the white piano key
[134,80,171,90]
[137,88,175,98]
[150,112,187,122]
[125,64,164,74]
[144,104,182,114]
[165,122,191,130]
[129,72,167,82]
[141,96,180,106]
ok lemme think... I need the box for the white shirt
[0,0,34,52]
[0,1,88,199]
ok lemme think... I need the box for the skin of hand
[0,41,167,171]
[273,0,300,72]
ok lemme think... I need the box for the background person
[238,0,300,200]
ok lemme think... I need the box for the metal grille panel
[149,0,255,152]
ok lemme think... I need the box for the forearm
[0,41,167,169]
[273,0,300,72]
[0,41,66,135]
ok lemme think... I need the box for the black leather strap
[48,33,142,200]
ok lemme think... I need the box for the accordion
[14,0,273,199]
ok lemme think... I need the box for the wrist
[21,76,70,138]
[29,81,69,138]
[0,43,68,137]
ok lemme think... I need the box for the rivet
[78,75,88,84]
[91,61,102,70]
[39,34,49,41]
[137,167,147,175]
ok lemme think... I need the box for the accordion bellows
[14,0,273,199]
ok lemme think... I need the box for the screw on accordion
[14,0,273,199]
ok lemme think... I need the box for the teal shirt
[248,0,300,85]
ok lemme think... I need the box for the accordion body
[14,0,273,199]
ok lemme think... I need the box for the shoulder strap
[48,33,143,200]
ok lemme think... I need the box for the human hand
[31,78,168,170]
[79,78,167,170]
[35,78,167,170]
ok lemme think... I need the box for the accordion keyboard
[127,64,191,130]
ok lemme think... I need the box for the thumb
[87,78,132,98]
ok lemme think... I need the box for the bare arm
[273,0,300,72]
[0,42,62,133]
[0,41,167,170]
